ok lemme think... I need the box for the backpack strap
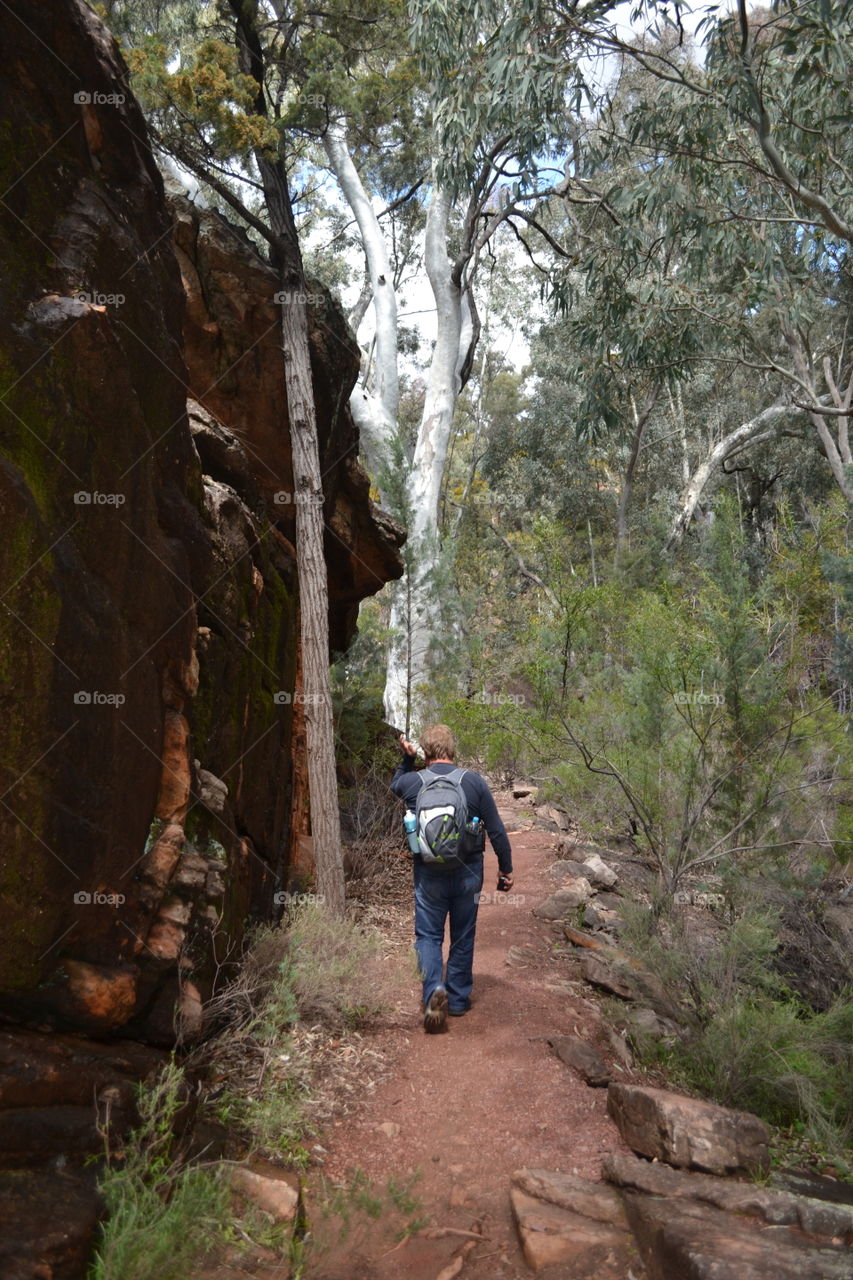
[417,769,436,789]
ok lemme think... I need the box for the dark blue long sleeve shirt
[390,756,513,874]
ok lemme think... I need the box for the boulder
[607,1083,771,1175]
[541,806,572,832]
[549,859,593,882]
[580,853,618,888]
[0,1168,103,1280]
[583,903,622,932]
[580,952,688,1023]
[532,880,592,919]
[505,944,539,968]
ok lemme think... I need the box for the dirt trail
[305,801,632,1278]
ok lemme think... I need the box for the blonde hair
[420,723,456,762]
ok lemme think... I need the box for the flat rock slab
[605,1150,853,1243]
[510,1178,643,1276]
[549,1035,611,1086]
[623,1189,853,1279]
[608,1083,770,1175]
[514,1168,627,1224]
[580,954,686,1023]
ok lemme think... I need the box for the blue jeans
[413,856,484,1011]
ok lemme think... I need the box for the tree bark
[614,385,660,567]
[323,120,399,489]
[230,0,345,914]
[384,186,472,730]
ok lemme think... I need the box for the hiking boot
[448,999,471,1017]
[423,984,448,1034]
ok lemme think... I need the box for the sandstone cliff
[0,0,403,1050]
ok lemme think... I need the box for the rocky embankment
[0,1,401,1273]
[508,788,853,1278]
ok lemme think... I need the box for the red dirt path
[304,804,632,1278]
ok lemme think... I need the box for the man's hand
[497,872,514,891]
[399,734,418,757]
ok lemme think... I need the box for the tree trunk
[664,401,790,552]
[228,0,345,913]
[323,121,399,490]
[384,186,473,731]
[277,288,345,914]
[614,385,660,567]
[782,332,853,504]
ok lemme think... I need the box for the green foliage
[620,901,853,1151]
[278,899,397,1029]
[89,1062,228,1280]
[318,1168,427,1245]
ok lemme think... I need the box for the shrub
[666,990,853,1152]
[89,1062,227,1280]
[620,903,853,1154]
[280,900,398,1030]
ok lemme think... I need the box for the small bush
[620,904,853,1154]
[89,1062,227,1280]
[665,991,853,1152]
[280,900,397,1030]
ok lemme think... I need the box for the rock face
[607,1083,771,1175]
[0,0,402,1044]
[0,3,403,1272]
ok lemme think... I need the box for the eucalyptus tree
[338,0,630,728]
[430,0,851,543]
[577,1,853,518]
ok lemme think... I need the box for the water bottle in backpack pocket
[403,810,420,855]
[464,815,486,855]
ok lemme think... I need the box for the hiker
[391,724,513,1033]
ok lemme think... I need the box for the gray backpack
[415,767,468,865]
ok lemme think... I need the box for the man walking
[391,724,513,1033]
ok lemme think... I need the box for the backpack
[415,767,468,865]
